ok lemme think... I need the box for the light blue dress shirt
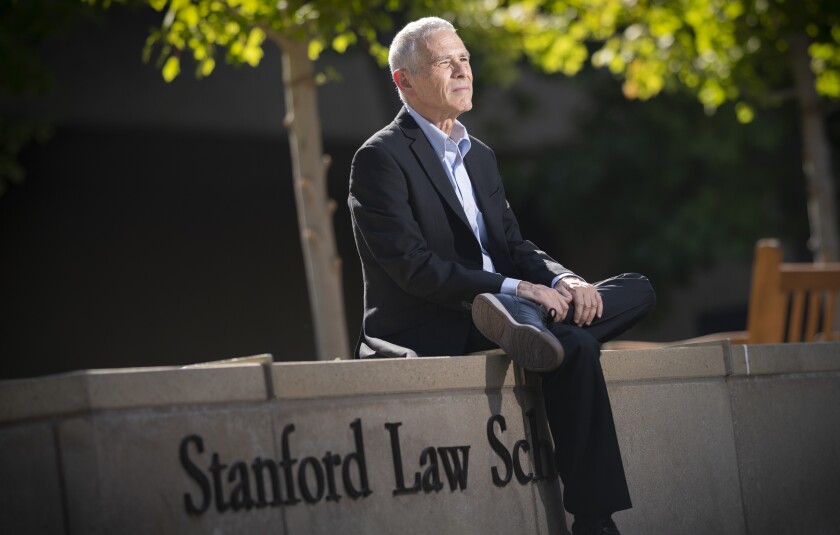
[405,105,522,294]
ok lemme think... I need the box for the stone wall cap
[602,345,728,382]
[4,343,837,423]
[0,363,268,424]
[271,353,521,399]
[729,342,840,376]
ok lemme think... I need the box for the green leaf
[162,55,180,82]
[332,32,356,54]
[199,57,215,77]
[735,102,754,123]
[698,79,726,110]
[308,39,324,61]
[816,69,840,97]
[180,5,199,28]
[225,21,240,37]
[242,44,263,66]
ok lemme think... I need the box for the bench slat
[824,292,838,341]
[788,291,806,342]
[805,291,821,341]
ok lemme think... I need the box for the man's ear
[394,70,412,92]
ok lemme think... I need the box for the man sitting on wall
[348,17,655,535]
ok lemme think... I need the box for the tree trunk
[278,39,350,360]
[790,32,840,263]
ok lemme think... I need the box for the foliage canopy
[487,0,840,122]
[137,0,840,124]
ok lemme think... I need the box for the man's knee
[605,272,656,311]
[628,273,656,310]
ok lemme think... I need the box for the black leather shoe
[571,516,621,535]
[471,293,564,371]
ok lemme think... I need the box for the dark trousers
[465,273,656,516]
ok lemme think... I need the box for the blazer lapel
[465,149,515,275]
[396,110,471,230]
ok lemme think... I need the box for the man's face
[400,29,473,122]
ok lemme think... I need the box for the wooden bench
[604,238,840,348]
[748,238,840,343]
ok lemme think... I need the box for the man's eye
[436,60,451,68]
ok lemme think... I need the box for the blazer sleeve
[349,143,506,311]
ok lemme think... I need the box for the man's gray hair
[388,17,456,76]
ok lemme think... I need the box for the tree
[125,0,407,360]
[465,0,840,262]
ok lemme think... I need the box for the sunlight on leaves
[162,55,180,81]
[199,57,215,76]
[816,70,840,97]
[735,101,754,123]
[115,0,840,113]
[308,39,324,61]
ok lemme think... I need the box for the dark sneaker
[471,293,564,372]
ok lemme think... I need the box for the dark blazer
[348,108,571,357]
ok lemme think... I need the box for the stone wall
[604,342,840,534]
[1,343,838,534]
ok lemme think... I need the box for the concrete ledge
[601,345,728,382]
[272,354,521,400]
[0,363,268,424]
[6,342,838,424]
[729,342,840,376]
[183,353,274,367]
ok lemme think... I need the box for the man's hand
[555,277,602,326]
[515,281,571,322]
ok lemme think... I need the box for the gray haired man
[349,17,655,534]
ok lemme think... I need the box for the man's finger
[581,301,593,326]
[574,298,584,325]
[587,301,597,325]
[556,285,572,300]
[554,302,568,322]
[585,291,597,325]
[550,292,568,322]
[581,289,597,325]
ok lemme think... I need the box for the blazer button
[461,301,473,310]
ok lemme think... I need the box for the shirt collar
[405,105,471,158]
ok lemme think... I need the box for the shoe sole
[472,294,564,372]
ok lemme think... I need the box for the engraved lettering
[437,446,470,491]
[343,419,373,499]
[180,435,211,515]
[487,414,513,487]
